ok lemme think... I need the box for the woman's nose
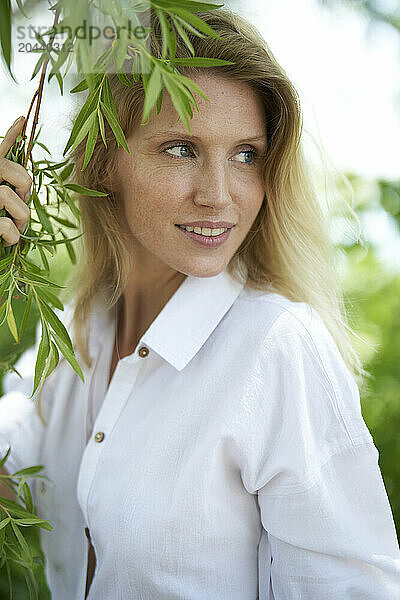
[192,162,232,210]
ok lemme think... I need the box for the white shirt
[0,267,399,600]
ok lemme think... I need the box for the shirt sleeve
[236,312,400,598]
[0,319,48,476]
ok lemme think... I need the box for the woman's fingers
[0,116,25,159]
[0,185,30,232]
[0,216,21,247]
[0,116,33,205]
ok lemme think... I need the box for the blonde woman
[0,7,399,600]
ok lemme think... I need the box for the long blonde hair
[62,7,370,392]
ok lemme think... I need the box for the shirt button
[138,346,149,358]
[94,431,105,443]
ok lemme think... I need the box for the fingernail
[24,191,31,202]
[12,116,24,126]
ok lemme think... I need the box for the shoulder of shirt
[236,286,330,345]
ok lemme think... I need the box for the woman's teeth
[178,225,228,237]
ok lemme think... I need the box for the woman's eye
[164,144,194,158]
[235,149,258,165]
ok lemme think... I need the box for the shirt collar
[89,267,245,371]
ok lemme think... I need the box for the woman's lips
[175,224,233,248]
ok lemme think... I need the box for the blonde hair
[59,7,370,395]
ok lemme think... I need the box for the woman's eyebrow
[142,131,267,144]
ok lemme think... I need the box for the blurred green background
[1,0,400,597]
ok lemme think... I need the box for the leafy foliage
[0,0,234,595]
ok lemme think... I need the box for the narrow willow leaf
[162,73,192,133]
[52,331,84,382]
[63,87,100,156]
[0,0,15,82]
[32,191,54,234]
[171,17,195,56]
[12,466,44,477]
[59,162,74,181]
[82,113,99,171]
[19,270,64,289]
[35,286,63,311]
[33,232,83,247]
[43,340,59,380]
[13,518,51,527]
[169,6,221,38]
[170,14,206,39]
[0,445,11,468]
[22,482,34,515]
[38,302,73,351]
[142,64,163,123]
[116,70,132,87]
[6,303,18,343]
[0,517,11,531]
[97,105,107,148]
[33,322,50,394]
[53,187,81,220]
[30,51,45,81]
[38,245,50,273]
[19,289,33,338]
[170,57,235,67]
[155,8,170,59]
[0,255,12,270]
[60,230,77,264]
[64,183,108,197]
[34,140,51,155]
[67,109,97,156]
[0,497,36,518]
[158,0,224,9]
[50,214,77,229]
[10,521,32,562]
[99,101,130,153]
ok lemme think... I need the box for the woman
[0,7,399,600]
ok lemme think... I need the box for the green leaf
[81,112,99,171]
[50,214,77,229]
[19,289,33,338]
[38,245,50,273]
[64,183,108,197]
[52,330,84,383]
[0,517,11,531]
[39,302,73,351]
[171,16,195,56]
[162,72,192,133]
[67,109,97,156]
[12,466,44,477]
[6,303,18,343]
[142,63,163,123]
[97,105,107,148]
[59,162,74,181]
[99,100,130,154]
[0,0,16,83]
[168,6,222,38]
[63,86,101,156]
[44,340,59,380]
[33,322,50,394]
[60,230,77,264]
[32,191,54,234]
[0,445,11,468]
[22,482,34,514]
[35,286,63,311]
[10,520,32,561]
[30,51,45,81]
[169,57,235,67]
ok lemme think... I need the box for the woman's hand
[0,116,32,247]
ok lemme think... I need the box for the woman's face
[114,72,267,279]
